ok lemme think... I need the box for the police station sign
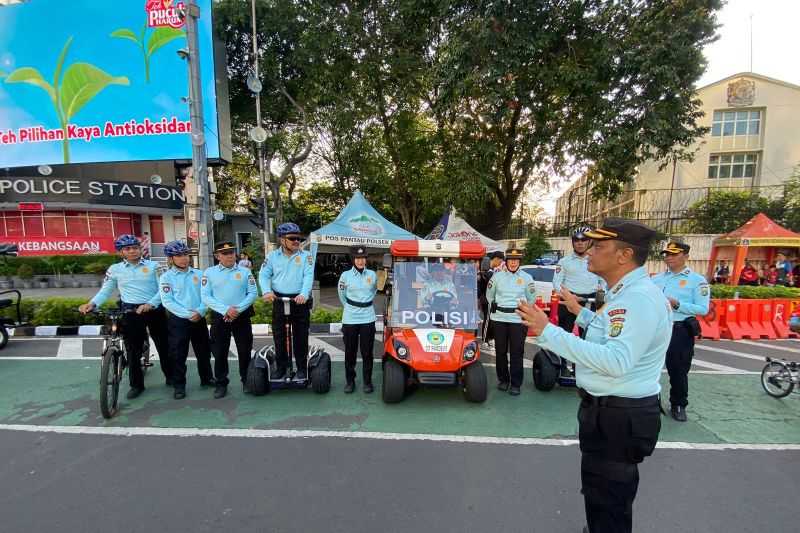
[0,177,184,209]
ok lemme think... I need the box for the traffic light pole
[185,0,214,269]
[251,0,271,255]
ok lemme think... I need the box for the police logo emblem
[516,278,523,285]
[295,256,301,264]
[162,285,171,293]
[366,277,373,285]
[193,275,199,284]
[307,255,313,265]
[609,321,624,337]
[201,277,208,286]
[235,273,242,280]
[679,280,688,288]
[701,285,709,296]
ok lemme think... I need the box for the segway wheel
[462,361,487,403]
[310,351,332,394]
[382,358,406,403]
[532,350,558,391]
[246,357,271,396]
[0,325,8,350]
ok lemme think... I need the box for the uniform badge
[366,277,373,285]
[612,283,623,294]
[487,281,493,289]
[528,283,536,292]
[235,272,242,280]
[700,285,709,296]
[608,308,626,317]
[201,277,208,286]
[295,256,301,265]
[555,266,562,273]
[679,280,688,288]
[609,321,624,337]
[142,267,149,274]
[193,275,199,284]
[516,278,523,285]
[248,275,256,285]
[162,285,171,293]
[339,282,346,291]
[307,255,313,265]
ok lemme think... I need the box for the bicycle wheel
[99,348,122,419]
[761,360,794,398]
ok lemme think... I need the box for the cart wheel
[311,351,332,394]
[761,360,794,398]
[382,358,406,403]
[246,357,271,396]
[533,350,558,391]
[0,325,8,350]
[462,361,487,403]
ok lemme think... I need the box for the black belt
[121,302,147,311]
[346,297,373,308]
[496,306,518,313]
[578,388,659,408]
[274,291,299,299]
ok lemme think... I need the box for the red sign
[145,0,186,29]
[18,202,43,211]
[0,236,116,256]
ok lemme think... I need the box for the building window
[65,211,90,236]
[708,152,758,179]
[5,212,24,237]
[44,211,67,237]
[149,215,165,243]
[89,212,113,237]
[711,110,760,137]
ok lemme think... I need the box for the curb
[8,321,385,338]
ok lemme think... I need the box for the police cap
[214,241,236,253]
[350,246,368,258]
[584,218,657,249]
[661,241,690,255]
[488,251,505,260]
[505,247,524,260]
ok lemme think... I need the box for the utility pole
[184,0,214,269]
[249,0,271,255]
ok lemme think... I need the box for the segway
[247,297,332,395]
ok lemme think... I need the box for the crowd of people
[714,253,800,286]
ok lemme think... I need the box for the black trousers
[666,322,694,407]
[342,322,376,385]
[493,321,527,387]
[578,398,661,533]
[122,306,170,389]
[557,291,596,336]
[272,301,310,372]
[167,314,214,387]
[209,311,253,386]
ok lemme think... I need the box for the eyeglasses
[285,236,305,243]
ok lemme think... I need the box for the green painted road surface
[1,359,799,445]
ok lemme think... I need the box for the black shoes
[364,383,374,394]
[295,369,307,381]
[497,381,510,392]
[165,379,174,387]
[214,385,227,399]
[174,388,186,400]
[509,386,521,396]
[127,387,144,399]
[344,382,355,394]
[200,379,216,388]
[671,405,687,422]
[272,367,287,380]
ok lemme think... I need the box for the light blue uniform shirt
[201,264,257,315]
[651,267,710,322]
[258,248,314,298]
[159,267,207,319]
[553,253,602,295]
[91,259,162,308]
[338,267,378,324]
[486,269,535,324]
[536,267,672,398]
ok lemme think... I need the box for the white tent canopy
[426,207,505,253]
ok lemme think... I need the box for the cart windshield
[388,260,479,329]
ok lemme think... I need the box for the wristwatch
[671,300,680,310]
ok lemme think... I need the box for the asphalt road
[1,429,797,533]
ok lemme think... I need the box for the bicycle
[94,309,152,419]
[761,357,799,398]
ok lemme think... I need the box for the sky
[538,0,800,215]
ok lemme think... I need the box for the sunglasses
[285,236,305,243]
[217,250,235,255]
[573,237,590,242]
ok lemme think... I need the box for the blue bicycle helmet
[277,222,302,238]
[164,240,191,257]
[114,234,141,251]
[572,226,593,240]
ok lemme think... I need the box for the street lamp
[250,0,271,255]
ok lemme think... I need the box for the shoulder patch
[307,255,313,265]
[162,285,171,293]
[248,275,256,285]
[201,277,208,286]
[339,281,346,291]
[609,321,624,338]
[528,283,536,292]
[700,285,709,296]
[487,280,493,289]
[555,266,562,273]
[607,308,626,317]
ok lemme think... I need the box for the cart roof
[390,239,486,259]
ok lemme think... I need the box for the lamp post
[249,0,271,255]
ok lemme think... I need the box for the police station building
[0,161,187,257]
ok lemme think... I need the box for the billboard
[0,0,230,168]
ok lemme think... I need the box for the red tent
[707,213,800,284]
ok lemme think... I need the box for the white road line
[1,424,798,451]
[56,339,84,359]
[695,344,765,362]
[691,358,748,373]
[310,337,345,357]
[735,340,800,354]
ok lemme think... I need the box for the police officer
[517,218,671,533]
[78,234,171,399]
[652,241,710,422]
[485,247,535,396]
[159,240,215,399]
[553,226,603,334]
[259,222,314,381]
[201,241,257,399]
[338,246,378,393]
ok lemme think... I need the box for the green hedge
[1,297,343,327]
[710,284,800,300]
[0,255,117,277]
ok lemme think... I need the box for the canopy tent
[308,191,418,254]
[707,213,800,285]
[425,207,505,254]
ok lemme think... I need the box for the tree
[681,190,784,234]
[782,165,800,231]
[523,227,551,265]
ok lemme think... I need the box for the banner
[0,0,230,167]
[1,236,116,256]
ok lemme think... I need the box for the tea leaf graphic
[53,36,73,92]
[147,27,184,57]
[0,70,6,78]
[5,67,56,105]
[112,23,185,83]
[60,63,129,121]
[110,29,140,46]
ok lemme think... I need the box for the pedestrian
[78,234,171,399]
[159,240,215,399]
[337,246,378,393]
[517,218,671,533]
[775,253,792,285]
[652,242,710,422]
[238,252,252,269]
[201,241,257,399]
[713,260,730,284]
[553,226,604,335]
[259,222,314,381]
[764,264,779,287]
[485,246,535,396]
[739,261,759,286]
[478,251,504,344]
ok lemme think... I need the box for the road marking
[735,340,800,354]
[310,337,344,357]
[690,358,747,373]
[56,339,84,359]
[1,424,798,451]
[695,344,765,362]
